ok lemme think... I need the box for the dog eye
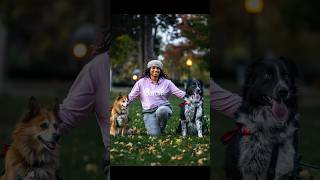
[40,122,49,129]
[264,73,272,80]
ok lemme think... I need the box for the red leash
[221,123,251,144]
[179,101,190,107]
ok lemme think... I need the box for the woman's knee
[148,128,161,136]
[156,106,172,117]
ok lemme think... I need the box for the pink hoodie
[58,52,110,149]
[128,77,186,110]
[210,79,242,117]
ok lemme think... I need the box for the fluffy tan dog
[1,97,61,180]
[110,95,129,136]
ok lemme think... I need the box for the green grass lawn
[110,91,211,166]
[0,95,105,179]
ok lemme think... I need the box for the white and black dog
[224,57,300,180]
[176,79,206,137]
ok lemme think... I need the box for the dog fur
[0,97,61,180]
[110,94,129,136]
[225,57,300,180]
[177,79,205,137]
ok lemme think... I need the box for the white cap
[147,60,163,70]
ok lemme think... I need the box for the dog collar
[179,101,190,107]
[179,99,202,108]
[221,123,251,144]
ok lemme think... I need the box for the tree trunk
[139,15,145,73]
[146,14,154,60]
[141,15,155,70]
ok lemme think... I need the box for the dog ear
[185,79,193,95]
[280,56,299,78]
[53,97,62,123]
[244,62,256,86]
[242,61,259,100]
[117,95,122,100]
[29,96,40,116]
[198,80,204,89]
[22,96,41,122]
[197,79,204,96]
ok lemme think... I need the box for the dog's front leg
[3,167,22,180]
[239,136,271,180]
[242,173,266,180]
[195,118,203,137]
[181,120,187,137]
[120,126,126,136]
[110,116,116,136]
[275,138,295,179]
[2,154,24,180]
[196,106,203,137]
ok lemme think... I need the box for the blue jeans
[143,106,172,136]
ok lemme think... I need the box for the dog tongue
[195,94,201,102]
[272,101,288,120]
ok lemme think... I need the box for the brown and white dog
[110,94,129,136]
[0,97,61,180]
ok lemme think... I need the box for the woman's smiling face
[150,66,160,78]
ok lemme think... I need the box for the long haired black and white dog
[176,79,206,137]
[224,57,300,180]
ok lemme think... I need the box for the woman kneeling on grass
[128,59,186,136]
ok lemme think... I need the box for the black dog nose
[196,89,201,93]
[53,133,60,141]
[278,88,289,98]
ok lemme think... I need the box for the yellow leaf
[175,139,182,145]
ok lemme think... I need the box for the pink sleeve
[210,79,242,118]
[58,53,110,149]
[58,64,96,132]
[128,80,140,104]
[169,80,186,98]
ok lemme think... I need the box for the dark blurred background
[212,0,320,85]
[211,0,320,179]
[0,0,108,179]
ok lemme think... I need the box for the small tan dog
[110,94,129,136]
[0,97,61,180]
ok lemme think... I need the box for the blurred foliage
[212,1,320,83]
[111,14,179,46]
[162,14,209,84]
[2,0,95,79]
[110,34,138,83]
[111,14,181,83]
